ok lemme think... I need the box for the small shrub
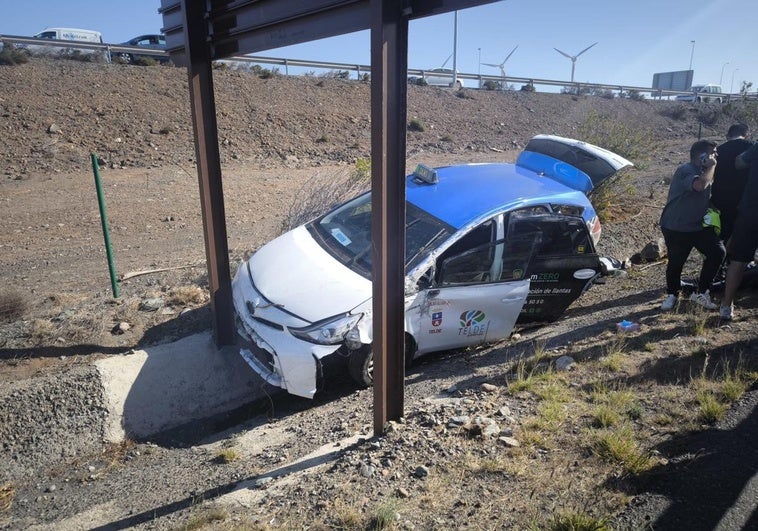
[697,107,722,126]
[133,56,158,67]
[592,405,620,428]
[369,497,399,530]
[662,105,688,121]
[319,69,350,79]
[627,89,645,101]
[408,117,425,132]
[440,135,453,142]
[592,427,654,474]
[589,88,615,99]
[578,110,656,166]
[167,286,206,306]
[697,391,727,423]
[0,290,27,322]
[545,510,610,531]
[278,165,370,234]
[214,448,238,464]
[482,79,501,91]
[520,82,535,92]
[315,134,329,143]
[0,43,29,65]
[0,482,14,513]
[183,507,228,530]
[258,67,279,79]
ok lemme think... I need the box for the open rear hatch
[516,134,634,194]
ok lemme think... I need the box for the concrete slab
[96,331,269,441]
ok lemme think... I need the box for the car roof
[406,163,589,229]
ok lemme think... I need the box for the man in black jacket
[712,124,753,243]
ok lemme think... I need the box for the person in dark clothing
[719,142,758,320]
[712,124,753,243]
[659,140,726,311]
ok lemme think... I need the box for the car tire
[348,345,373,387]
[347,339,415,388]
[119,53,133,64]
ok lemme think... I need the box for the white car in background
[676,84,723,103]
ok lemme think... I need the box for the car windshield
[309,192,454,277]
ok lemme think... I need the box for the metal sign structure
[653,70,694,92]
[159,0,499,435]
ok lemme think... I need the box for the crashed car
[232,135,633,398]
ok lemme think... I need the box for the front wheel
[347,340,416,388]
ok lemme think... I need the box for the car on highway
[676,84,723,103]
[422,67,465,88]
[115,34,168,64]
[232,135,633,398]
[21,27,105,58]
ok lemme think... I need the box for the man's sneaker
[661,294,678,311]
[719,305,734,321]
[690,291,718,310]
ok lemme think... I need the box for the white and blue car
[232,135,633,398]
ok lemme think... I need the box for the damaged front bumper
[232,266,342,399]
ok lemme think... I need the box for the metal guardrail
[1,33,752,101]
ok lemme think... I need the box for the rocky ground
[1,57,757,530]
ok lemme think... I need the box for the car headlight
[290,313,363,345]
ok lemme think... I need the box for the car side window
[435,220,496,285]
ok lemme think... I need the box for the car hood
[516,134,634,194]
[247,225,371,323]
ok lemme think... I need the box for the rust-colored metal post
[182,0,235,346]
[370,0,408,435]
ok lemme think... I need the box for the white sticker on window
[331,228,352,246]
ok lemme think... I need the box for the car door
[512,212,601,323]
[413,215,538,354]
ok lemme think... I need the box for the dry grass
[182,506,229,530]
[167,285,207,306]
[0,290,27,322]
[214,448,239,464]
[0,483,14,513]
[590,426,655,475]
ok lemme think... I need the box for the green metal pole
[91,153,120,298]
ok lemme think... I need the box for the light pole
[452,11,458,88]
[730,68,739,94]
[720,62,729,85]
[477,47,481,88]
[688,40,695,70]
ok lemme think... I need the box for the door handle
[501,296,522,303]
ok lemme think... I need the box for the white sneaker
[690,291,718,310]
[719,305,734,320]
[661,294,677,311]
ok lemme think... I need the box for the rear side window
[524,138,615,187]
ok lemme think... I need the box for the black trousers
[661,227,725,295]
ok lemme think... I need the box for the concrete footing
[96,331,268,441]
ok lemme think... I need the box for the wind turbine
[554,42,597,83]
[482,45,519,89]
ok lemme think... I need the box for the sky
[0,0,755,93]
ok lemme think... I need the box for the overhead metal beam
[370,0,408,435]
[161,0,499,65]
[183,0,236,346]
